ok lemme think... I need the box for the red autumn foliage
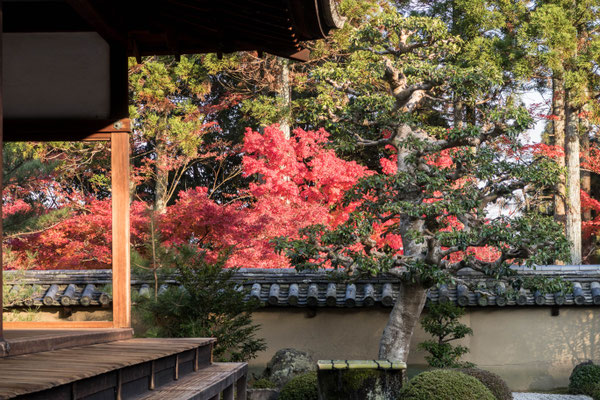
[8,125,591,270]
[6,126,371,270]
[581,144,600,240]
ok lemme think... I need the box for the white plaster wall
[9,306,599,391]
[250,307,600,391]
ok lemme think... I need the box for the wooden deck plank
[0,338,215,399]
[2,328,133,357]
[133,363,247,400]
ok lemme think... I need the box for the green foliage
[590,383,600,400]
[457,368,513,400]
[134,245,266,362]
[278,372,319,400]
[3,269,37,309]
[339,369,381,392]
[398,369,496,400]
[418,303,474,368]
[276,0,571,289]
[568,361,600,395]
[251,378,278,389]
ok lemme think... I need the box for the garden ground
[514,393,591,400]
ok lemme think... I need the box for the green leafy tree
[135,245,266,362]
[517,0,600,263]
[275,3,571,363]
[418,302,474,368]
[129,55,248,212]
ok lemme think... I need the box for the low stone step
[133,362,247,400]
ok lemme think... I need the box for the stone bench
[317,360,406,400]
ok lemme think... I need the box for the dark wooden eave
[3,0,345,61]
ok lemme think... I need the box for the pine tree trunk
[565,92,582,264]
[154,130,169,214]
[552,77,567,230]
[378,282,428,362]
[278,57,291,140]
[581,110,591,222]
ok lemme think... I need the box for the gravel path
[513,393,592,400]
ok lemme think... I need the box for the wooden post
[0,0,5,345]
[223,384,234,400]
[236,375,247,400]
[110,42,130,329]
[112,130,130,328]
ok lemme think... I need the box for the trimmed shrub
[591,383,600,400]
[398,369,496,400]
[569,362,600,395]
[251,378,277,389]
[279,372,318,400]
[458,368,513,400]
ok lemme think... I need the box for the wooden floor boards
[0,338,215,399]
[2,328,133,357]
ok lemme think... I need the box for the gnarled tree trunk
[378,282,428,362]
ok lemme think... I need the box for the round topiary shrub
[591,383,600,400]
[458,368,513,400]
[279,372,318,400]
[398,369,496,400]
[569,362,600,394]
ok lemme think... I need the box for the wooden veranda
[0,1,342,398]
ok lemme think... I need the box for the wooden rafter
[4,118,130,142]
[64,0,126,45]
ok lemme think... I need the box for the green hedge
[251,378,277,389]
[591,384,600,400]
[398,369,496,400]
[569,362,600,395]
[279,372,318,400]
[458,368,513,400]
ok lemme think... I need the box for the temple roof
[4,0,345,61]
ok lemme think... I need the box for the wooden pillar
[236,375,247,400]
[223,384,234,400]
[111,130,130,328]
[0,0,5,344]
[110,43,130,329]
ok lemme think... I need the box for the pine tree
[275,2,571,362]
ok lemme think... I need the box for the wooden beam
[111,130,131,329]
[2,2,92,33]
[4,118,130,142]
[4,321,114,329]
[65,0,127,45]
[110,45,129,119]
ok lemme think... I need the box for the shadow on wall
[465,307,600,391]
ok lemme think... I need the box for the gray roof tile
[4,266,600,308]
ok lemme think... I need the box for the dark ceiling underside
[3,0,344,61]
